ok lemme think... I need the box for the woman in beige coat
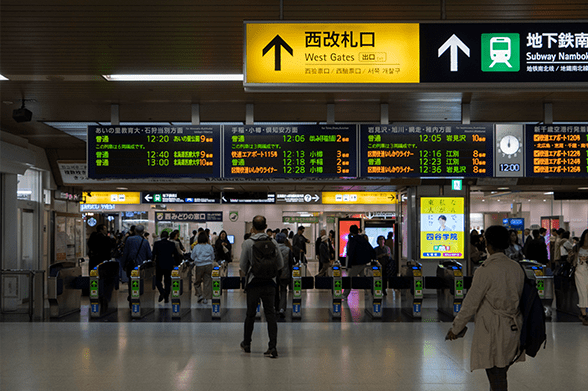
[447,225,525,391]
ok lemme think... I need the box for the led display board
[525,124,588,176]
[420,197,465,260]
[87,125,220,178]
[245,22,420,85]
[81,192,142,205]
[224,124,357,178]
[322,192,398,204]
[221,192,276,204]
[362,124,493,177]
[141,192,220,204]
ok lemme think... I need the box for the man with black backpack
[239,215,284,358]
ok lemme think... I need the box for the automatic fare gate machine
[130,262,156,318]
[400,261,424,318]
[171,261,193,319]
[436,261,465,317]
[365,262,384,318]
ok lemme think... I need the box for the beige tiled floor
[1,321,587,391]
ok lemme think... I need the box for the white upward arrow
[438,34,470,72]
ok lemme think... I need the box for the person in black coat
[525,229,548,264]
[215,230,232,263]
[88,224,114,271]
[343,225,376,300]
[152,230,181,303]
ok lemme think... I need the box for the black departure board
[87,125,220,178]
[361,124,493,177]
[224,125,357,178]
[526,124,588,177]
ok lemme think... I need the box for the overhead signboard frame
[244,20,588,91]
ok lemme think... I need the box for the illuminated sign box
[322,192,398,205]
[245,22,420,85]
[420,197,464,260]
[81,192,141,205]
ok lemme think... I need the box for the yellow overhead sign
[245,22,420,84]
[81,192,141,205]
[322,192,398,205]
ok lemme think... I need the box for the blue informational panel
[361,124,493,177]
[87,125,221,178]
[224,124,357,178]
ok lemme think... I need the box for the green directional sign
[173,281,180,289]
[536,280,544,290]
[415,280,423,290]
[132,281,139,289]
[213,281,220,289]
[294,281,301,289]
[375,281,382,289]
[334,281,342,289]
[90,281,98,289]
[456,280,463,290]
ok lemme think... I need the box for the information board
[526,124,588,176]
[225,125,357,178]
[141,192,220,204]
[87,125,220,178]
[420,197,465,260]
[420,22,588,83]
[361,124,493,177]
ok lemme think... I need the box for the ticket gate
[48,262,82,318]
[400,261,424,318]
[291,262,314,319]
[211,264,222,318]
[436,261,465,317]
[331,261,343,318]
[130,261,156,319]
[364,262,384,319]
[89,261,120,318]
[520,260,554,318]
[171,261,193,319]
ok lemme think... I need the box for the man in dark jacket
[152,230,181,303]
[343,225,376,300]
[88,224,114,271]
[292,226,309,264]
[525,229,548,264]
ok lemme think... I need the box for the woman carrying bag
[567,229,588,325]
[215,230,232,263]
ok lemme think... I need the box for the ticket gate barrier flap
[400,262,424,318]
[130,262,157,319]
[89,262,120,318]
[554,275,581,316]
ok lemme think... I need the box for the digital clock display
[224,124,357,178]
[526,125,588,177]
[361,124,494,177]
[499,163,521,172]
[87,125,220,178]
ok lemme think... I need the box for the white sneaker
[202,298,208,304]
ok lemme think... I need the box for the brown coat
[451,252,525,371]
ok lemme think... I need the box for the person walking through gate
[446,225,525,391]
[152,230,182,303]
[191,231,215,304]
[239,215,284,358]
[121,225,152,307]
[343,224,375,300]
[88,224,114,271]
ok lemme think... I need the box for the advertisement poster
[420,197,464,259]
[338,219,361,258]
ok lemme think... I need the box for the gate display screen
[526,124,588,176]
[87,125,220,178]
[361,124,493,177]
[224,124,357,178]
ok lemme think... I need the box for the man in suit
[152,230,181,303]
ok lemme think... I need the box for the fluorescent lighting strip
[102,74,243,82]
[0,74,8,81]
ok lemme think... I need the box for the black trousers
[486,366,509,391]
[244,284,277,349]
[155,268,172,298]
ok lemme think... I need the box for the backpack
[511,266,547,364]
[250,237,279,280]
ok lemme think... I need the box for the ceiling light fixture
[579,187,588,190]
[102,74,244,82]
[544,192,554,195]
[0,74,8,81]
[497,187,509,190]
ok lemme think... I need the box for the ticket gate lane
[130,261,156,319]
[171,261,193,319]
[364,262,383,318]
[436,261,465,317]
[399,262,424,318]
[48,261,82,318]
[520,260,554,318]
[89,261,120,318]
